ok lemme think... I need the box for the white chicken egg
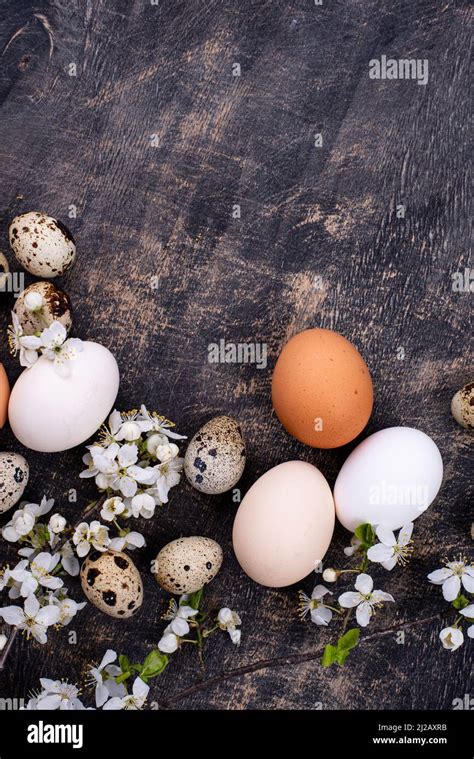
[8,341,119,452]
[334,427,443,532]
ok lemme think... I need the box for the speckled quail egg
[154,536,223,594]
[0,251,9,291]
[451,383,474,430]
[184,416,246,494]
[80,550,143,618]
[9,211,76,277]
[14,281,72,336]
[0,452,29,514]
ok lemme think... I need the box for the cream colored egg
[232,461,335,587]
[8,341,119,452]
[80,550,143,618]
[0,452,29,514]
[154,536,223,594]
[9,211,76,277]
[14,281,72,335]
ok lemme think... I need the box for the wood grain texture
[0,0,471,710]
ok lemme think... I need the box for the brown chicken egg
[272,328,373,448]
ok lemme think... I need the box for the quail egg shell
[9,211,76,277]
[184,416,246,494]
[0,251,9,291]
[451,383,474,430]
[14,281,72,336]
[80,550,143,618]
[154,536,223,594]
[0,452,29,514]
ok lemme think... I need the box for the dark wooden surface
[0,0,471,710]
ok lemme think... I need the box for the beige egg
[154,536,223,594]
[184,416,246,494]
[80,550,143,618]
[9,211,76,277]
[451,383,474,430]
[0,452,29,514]
[14,281,72,336]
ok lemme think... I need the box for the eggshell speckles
[9,211,76,277]
[451,383,474,430]
[272,328,374,448]
[184,416,246,494]
[80,550,143,618]
[0,452,29,514]
[154,537,223,594]
[0,365,10,428]
[0,251,10,290]
[14,281,72,336]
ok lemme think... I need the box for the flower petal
[355,573,373,594]
[442,574,461,602]
[375,525,396,546]
[356,602,372,627]
[397,522,414,546]
[427,568,453,584]
[338,591,361,608]
[367,543,394,564]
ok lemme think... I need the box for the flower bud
[322,568,338,583]
[24,291,44,312]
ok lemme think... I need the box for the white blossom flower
[35,679,87,710]
[217,607,242,644]
[460,605,474,639]
[115,420,147,442]
[2,508,36,542]
[153,457,183,503]
[109,531,145,551]
[87,649,126,707]
[344,536,362,557]
[137,405,186,440]
[102,677,149,710]
[108,444,156,498]
[58,541,80,576]
[24,291,44,311]
[0,594,60,643]
[338,573,394,627]
[7,311,42,368]
[155,443,180,463]
[13,553,62,597]
[73,521,110,557]
[427,561,474,602]
[47,593,86,626]
[48,513,67,535]
[298,586,333,626]
[367,523,414,570]
[40,322,83,378]
[439,626,464,651]
[146,433,168,457]
[130,492,156,519]
[158,599,198,653]
[100,497,126,522]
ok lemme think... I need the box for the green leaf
[187,588,203,611]
[452,594,470,611]
[119,654,131,672]
[335,649,350,666]
[140,650,169,680]
[354,523,376,549]
[322,645,337,667]
[337,628,360,652]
